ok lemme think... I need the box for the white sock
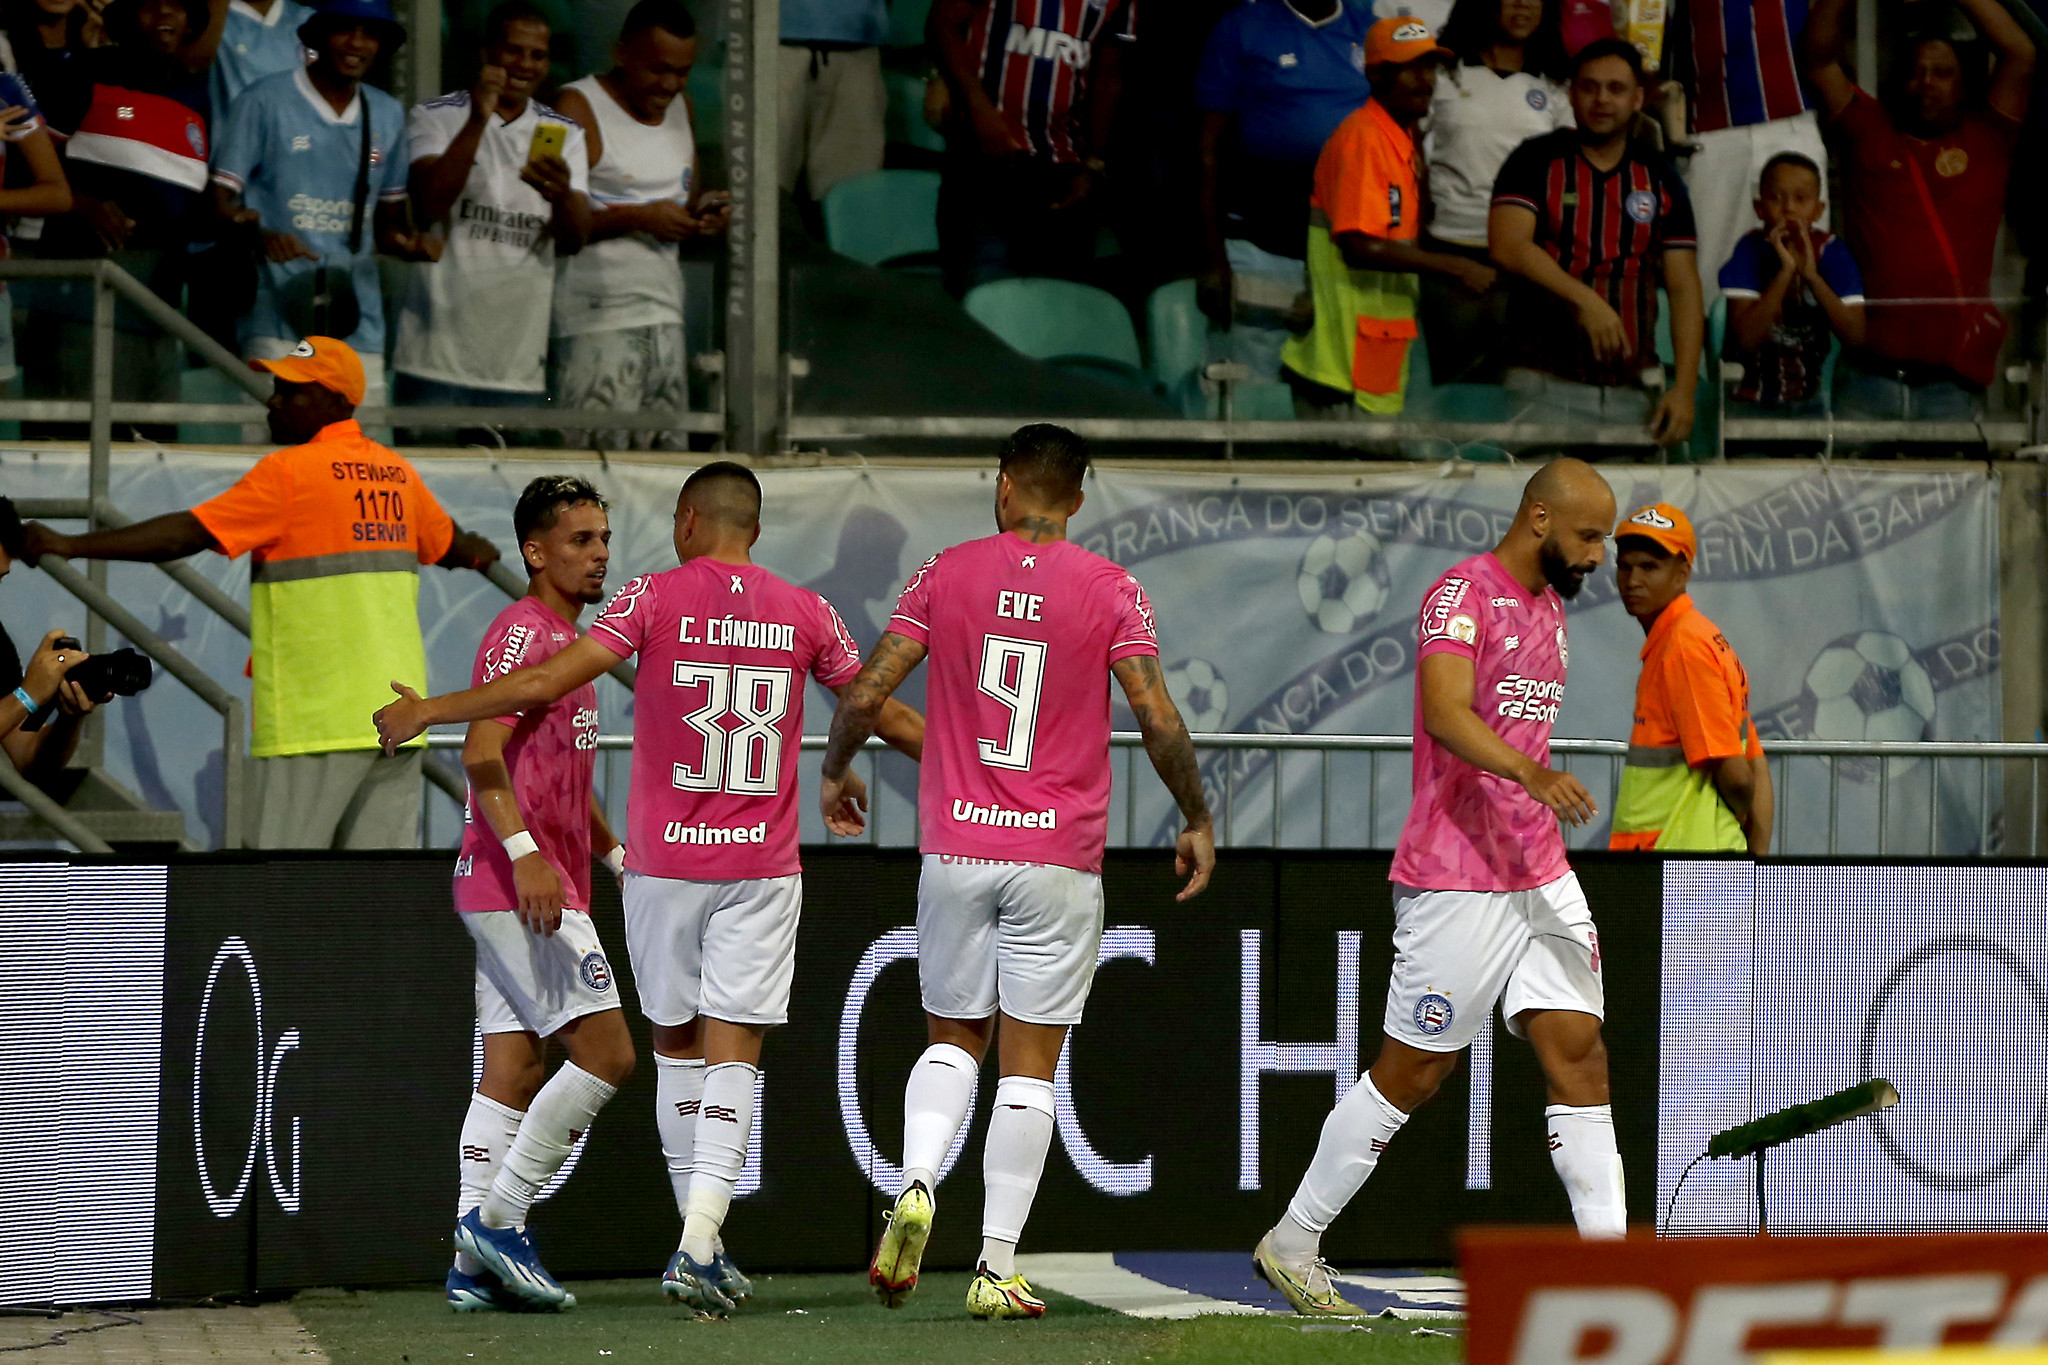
[481,1062,618,1230]
[681,1060,758,1263]
[455,1092,524,1274]
[1547,1103,1627,1238]
[654,1053,707,1221]
[1276,1073,1410,1261]
[979,1075,1054,1278]
[901,1042,978,1198]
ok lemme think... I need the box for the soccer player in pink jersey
[445,476,635,1312]
[377,463,924,1316]
[819,424,1217,1322]
[1253,458,1622,1317]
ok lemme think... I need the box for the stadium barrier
[7,850,2042,1307]
[424,731,2048,858]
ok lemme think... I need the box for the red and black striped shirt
[966,0,1137,164]
[1491,129,1697,387]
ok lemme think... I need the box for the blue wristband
[11,685,36,712]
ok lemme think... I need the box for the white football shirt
[393,91,590,393]
[1425,63,1574,247]
[552,73,692,338]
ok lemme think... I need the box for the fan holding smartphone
[210,0,425,407]
[389,0,592,427]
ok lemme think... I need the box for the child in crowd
[1718,152,1865,410]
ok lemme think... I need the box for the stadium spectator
[780,0,887,202]
[1718,151,1863,410]
[928,0,1132,297]
[20,337,502,849]
[1608,503,1772,854]
[552,0,728,450]
[1194,0,1372,387]
[1489,38,1703,445]
[211,0,422,413]
[0,498,95,784]
[0,90,71,399]
[1,0,99,136]
[20,0,220,426]
[1804,0,2034,416]
[1280,19,1492,417]
[1676,0,1830,313]
[200,0,311,114]
[1420,0,1572,383]
[394,0,590,433]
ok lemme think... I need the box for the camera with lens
[48,636,154,701]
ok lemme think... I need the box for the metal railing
[417,731,2048,858]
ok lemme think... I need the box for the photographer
[0,499,95,782]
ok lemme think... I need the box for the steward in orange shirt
[1608,503,1773,854]
[23,337,500,849]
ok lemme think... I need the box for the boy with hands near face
[1718,152,1865,408]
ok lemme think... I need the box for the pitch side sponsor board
[1462,1229,2048,1364]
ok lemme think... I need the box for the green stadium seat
[964,277,1142,369]
[888,0,932,47]
[883,69,945,154]
[821,169,942,268]
[1145,279,1207,414]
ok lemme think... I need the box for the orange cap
[250,337,366,407]
[1617,502,1696,560]
[1364,16,1455,68]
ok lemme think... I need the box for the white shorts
[622,872,802,1027]
[916,854,1105,1027]
[467,907,620,1038]
[1382,872,1603,1054]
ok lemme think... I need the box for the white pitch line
[1015,1253,1269,1319]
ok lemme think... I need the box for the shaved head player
[1255,458,1625,1316]
[377,463,924,1315]
[821,423,1217,1321]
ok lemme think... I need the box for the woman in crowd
[0,0,100,136]
[1421,0,1572,384]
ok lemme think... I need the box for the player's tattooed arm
[1114,654,1217,901]
[821,631,928,779]
[375,637,618,754]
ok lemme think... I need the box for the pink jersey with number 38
[589,560,863,880]
[888,531,1159,874]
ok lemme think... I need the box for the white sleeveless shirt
[552,72,694,338]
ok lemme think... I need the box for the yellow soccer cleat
[868,1185,933,1309]
[966,1268,1046,1320]
[1252,1232,1364,1317]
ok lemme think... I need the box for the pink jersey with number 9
[588,559,863,880]
[887,531,1159,874]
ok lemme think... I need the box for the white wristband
[502,830,540,861]
[603,845,627,877]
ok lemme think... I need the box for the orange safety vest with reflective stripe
[192,420,454,757]
[1609,593,1763,851]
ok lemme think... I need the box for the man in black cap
[211,0,429,411]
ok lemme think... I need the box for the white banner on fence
[0,453,1999,851]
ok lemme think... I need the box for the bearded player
[820,424,1217,1321]
[379,463,924,1315]
[445,476,634,1313]
[1254,458,1625,1316]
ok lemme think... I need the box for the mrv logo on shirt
[951,800,1059,829]
[1496,673,1563,722]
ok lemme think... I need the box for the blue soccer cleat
[446,1265,501,1312]
[454,1210,573,1309]
[711,1242,753,1302]
[662,1247,737,1315]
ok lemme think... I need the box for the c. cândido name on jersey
[457,199,549,247]
[951,799,1059,829]
[674,616,797,650]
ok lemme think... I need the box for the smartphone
[0,72,43,131]
[527,121,566,165]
